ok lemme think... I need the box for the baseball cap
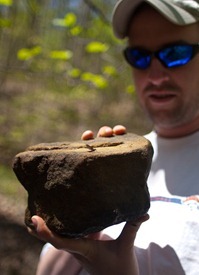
[112,0,199,39]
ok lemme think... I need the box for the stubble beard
[144,99,199,130]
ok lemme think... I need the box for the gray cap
[112,0,199,39]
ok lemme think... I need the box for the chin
[147,108,185,127]
[149,117,183,129]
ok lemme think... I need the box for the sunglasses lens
[124,48,151,69]
[159,45,193,68]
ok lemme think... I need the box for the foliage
[0,0,152,169]
[0,0,12,6]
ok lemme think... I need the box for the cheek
[132,70,147,102]
[132,70,145,92]
[176,60,199,94]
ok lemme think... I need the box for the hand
[81,125,127,140]
[28,215,149,275]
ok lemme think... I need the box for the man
[29,0,199,274]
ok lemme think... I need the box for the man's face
[128,6,199,133]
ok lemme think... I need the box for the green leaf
[102,65,117,76]
[17,49,31,61]
[52,13,77,28]
[70,26,82,36]
[126,85,135,95]
[52,19,67,27]
[81,72,108,89]
[50,50,73,60]
[17,46,42,61]
[92,75,108,89]
[31,46,42,56]
[0,0,12,6]
[86,41,109,53]
[64,13,77,27]
[68,68,81,78]
[81,72,93,82]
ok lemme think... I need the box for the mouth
[148,92,176,104]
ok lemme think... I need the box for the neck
[154,115,199,138]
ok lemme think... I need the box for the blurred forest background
[0,0,152,274]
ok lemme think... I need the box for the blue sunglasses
[124,43,199,70]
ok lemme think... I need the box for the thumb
[29,216,90,256]
[117,214,149,249]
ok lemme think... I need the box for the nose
[147,58,169,86]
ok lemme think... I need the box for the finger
[30,216,91,257]
[128,214,149,226]
[117,214,149,249]
[113,125,127,135]
[81,130,94,140]
[87,231,102,240]
[97,126,113,137]
[30,216,58,242]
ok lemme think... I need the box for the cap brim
[112,0,198,39]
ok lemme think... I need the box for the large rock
[12,133,153,238]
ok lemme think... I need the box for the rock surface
[12,133,153,238]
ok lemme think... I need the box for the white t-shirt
[103,130,199,275]
[42,131,199,275]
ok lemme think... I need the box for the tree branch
[83,0,109,24]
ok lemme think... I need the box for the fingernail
[104,128,113,136]
[31,217,38,230]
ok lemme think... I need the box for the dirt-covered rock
[12,133,153,238]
